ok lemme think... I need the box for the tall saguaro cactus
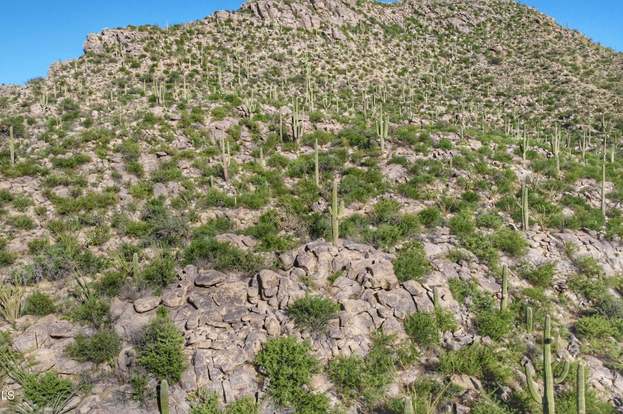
[577,362,586,414]
[602,135,607,219]
[500,266,509,311]
[376,111,389,156]
[523,315,570,414]
[314,138,320,188]
[9,125,15,166]
[553,126,561,177]
[330,178,343,246]
[221,137,231,183]
[521,180,529,232]
[291,100,303,145]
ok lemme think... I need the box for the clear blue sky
[1,1,621,85]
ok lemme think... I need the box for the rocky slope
[1,0,623,413]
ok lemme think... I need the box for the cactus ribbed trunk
[500,266,509,311]
[577,363,585,414]
[602,136,607,219]
[314,138,320,188]
[526,306,533,333]
[330,179,340,246]
[522,181,529,232]
[543,315,555,414]
[9,126,15,166]
[159,379,170,414]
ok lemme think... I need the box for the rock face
[83,29,147,55]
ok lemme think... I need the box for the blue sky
[1,1,621,85]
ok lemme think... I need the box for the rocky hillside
[1,0,622,413]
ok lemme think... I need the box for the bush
[492,228,527,257]
[404,312,439,347]
[575,315,618,339]
[141,252,176,288]
[22,372,74,409]
[138,310,187,382]
[475,309,514,341]
[394,242,431,282]
[69,296,110,328]
[439,344,508,381]
[288,295,340,332]
[328,332,403,406]
[22,291,56,316]
[418,207,443,228]
[184,238,262,274]
[255,337,319,407]
[66,329,121,364]
[518,262,555,288]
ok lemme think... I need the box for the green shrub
[474,309,514,341]
[138,310,187,382]
[404,312,439,347]
[184,238,262,274]
[449,212,475,236]
[22,372,74,409]
[576,315,619,339]
[141,252,176,288]
[69,296,110,328]
[67,329,121,364]
[255,337,318,407]
[22,291,56,316]
[492,228,527,257]
[394,242,431,282]
[439,344,509,381]
[224,397,259,414]
[288,295,340,332]
[518,262,555,288]
[418,207,443,228]
[328,332,403,406]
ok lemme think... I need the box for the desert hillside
[0,0,622,413]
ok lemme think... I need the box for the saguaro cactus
[291,100,303,145]
[553,127,561,177]
[577,362,586,414]
[525,306,533,333]
[403,396,414,414]
[159,379,170,414]
[314,138,320,188]
[521,180,529,232]
[376,112,389,155]
[601,136,607,219]
[500,266,509,311]
[329,178,343,246]
[9,126,15,166]
[221,138,231,183]
[523,315,570,414]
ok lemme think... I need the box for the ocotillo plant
[521,180,529,232]
[376,112,388,155]
[159,379,170,414]
[523,315,570,414]
[329,178,342,246]
[9,126,15,166]
[500,266,509,311]
[577,362,586,414]
[314,138,320,188]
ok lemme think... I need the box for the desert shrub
[245,210,295,251]
[418,207,443,228]
[471,399,514,414]
[224,396,259,414]
[460,232,499,267]
[404,312,439,347]
[255,337,319,407]
[66,329,121,364]
[95,270,127,297]
[518,261,555,288]
[393,242,431,282]
[449,212,475,236]
[475,309,514,341]
[492,228,527,257]
[22,291,56,316]
[575,315,619,339]
[439,344,509,381]
[288,295,340,332]
[328,333,404,406]
[138,310,187,383]
[69,296,110,328]
[184,238,262,274]
[141,251,176,288]
[22,372,74,409]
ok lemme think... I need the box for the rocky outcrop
[83,29,147,55]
